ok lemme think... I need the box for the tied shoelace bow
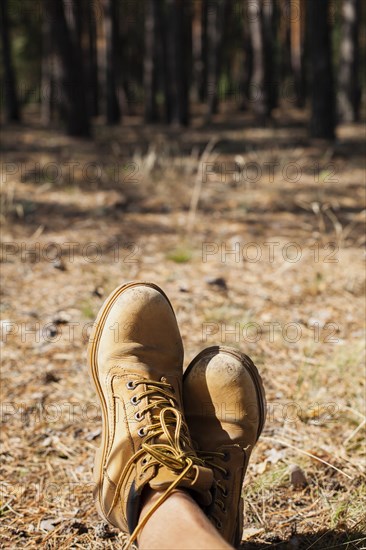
[109,377,206,547]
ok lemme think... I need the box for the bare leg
[138,489,233,550]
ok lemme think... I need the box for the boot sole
[87,281,175,521]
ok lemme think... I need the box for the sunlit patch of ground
[1,109,365,548]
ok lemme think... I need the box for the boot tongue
[149,464,213,506]
[145,386,214,505]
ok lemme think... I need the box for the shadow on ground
[239,528,366,549]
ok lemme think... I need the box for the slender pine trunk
[0,0,20,122]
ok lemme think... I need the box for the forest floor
[1,106,365,549]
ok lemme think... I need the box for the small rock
[256,461,268,474]
[40,518,60,532]
[242,527,265,541]
[53,258,67,271]
[179,283,189,293]
[86,428,102,441]
[95,522,116,540]
[52,311,71,325]
[205,276,228,290]
[265,447,285,464]
[93,286,104,298]
[289,464,308,488]
[45,324,58,338]
[44,371,60,384]
[41,436,54,448]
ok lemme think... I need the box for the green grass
[80,300,96,320]
[166,247,192,263]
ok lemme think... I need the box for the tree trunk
[41,8,53,125]
[206,0,227,118]
[0,0,20,122]
[103,0,121,124]
[153,0,170,122]
[239,6,253,110]
[307,0,335,139]
[200,0,208,102]
[338,0,361,122]
[248,0,270,121]
[44,0,90,136]
[192,0,203,102]
[87,1,99,117]
[165,0,190,126]
[262,0,278,110]
[279,0,292,83]
[144,0,158,122]
[290,0,305,106]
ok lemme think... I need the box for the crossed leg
[138,489,233,550]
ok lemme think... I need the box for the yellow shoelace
[110,377,205,547]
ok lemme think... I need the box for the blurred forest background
[1,0,365,135]
[1,1,366,549]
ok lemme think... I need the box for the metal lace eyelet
[223,469,230,480]
[135,411,144,421]
[216,499,226,512]
[126,381,136,390]
[131,395,140,405]
[137,427,146,437]
[222,451,230,462]
[142,457,148,465]
[215,519,222,530]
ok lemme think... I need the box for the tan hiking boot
[183,345,266,546]
[87,282,213,545]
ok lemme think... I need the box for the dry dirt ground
[1,107,365,549]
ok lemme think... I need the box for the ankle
[138,489,232,549]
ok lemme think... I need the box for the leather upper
[88,283,213,538]
[183,346,266,545]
